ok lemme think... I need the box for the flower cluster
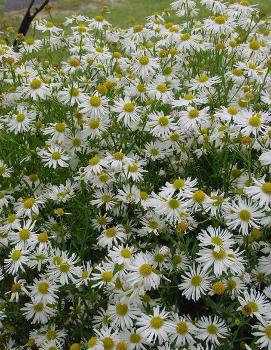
[0,0,271,349]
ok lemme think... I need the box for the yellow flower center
[248,114,261,127]
[89,96,102,107]
[113,151,124,160]
[120,248,132,258]
[188,109,199,119]
[158,116,169,126]
[52,151,61,160]
[33,302,44,312]
[227,106,238,115]
[239,209,251,221]
[156,84,167,93]
[130,334,141,343]
[227,278,237,290]
[211,236,223,246]
[139,263,153,276]
[192,190,205,203]
[30,79,42,90]
[139,56,149,65]
[59,262,70,272]
[150,316,164,329]
[214,16,227,24]
[19,228,30,240]
[101,271,113,282]
[173,179,185,189]
[88,119,100,129]
[198,75,209,83]
[265,325,271,340]
[55,123,65,132]
[176,321,188,334]
[89,155,101,166]
[23,197,36,209]
[38,232,48,243]
[212,248,226,260]
[11,282,21,293]
[123,102,135,113]
[103,337,114,350]
[95,15,104,22]
[212,281,226,295]
[116,341,127,350]
[191,275,202,286]
[88,337,97,347]
[105,227,117,237]
[134,24,143,32]
[101,194,112,203]
[70,87,79,97]
[16,113,26,122]
[181,32,190,40]
[154,253,164,263]
[46,21,54,28]
[249,40,261,50]
[207,324,218,334]
[262,182,271,195]
[115,303,128,316]
[38,282,49,294]
[168,198,180,209]
[68,58,80,67]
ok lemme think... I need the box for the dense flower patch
[0,0,271,349]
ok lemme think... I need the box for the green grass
[1,0,271,34]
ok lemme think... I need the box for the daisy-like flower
[253,319,271,350]
[113,97,142,127]
[234,111,268,136]
[146,112,177,138]
[159,177,197,199]
[28,277,58,303]
[58,85,85,106]
[9,220,37,248]
[197,226,235,250]
[97,225,126,248]
[14,196,43,218]
[22,77,50,100]
[178,107,209,130]
[38,145,70,169]
[4,245,30,275]
[0,160,12,178]
[147,81,173,103]
[196,245,245,276]
[178,264,211,301]
[21,300,55,324]
[131,53,158,78]
[245,178,271,206]
[136,306,173,345]
[127,252,160,290]
[195,315,228,345]
[80,94,109,117]
[47,250,79,285]
[238,289,271,322]
[43,122,68,142]
[107,298,139,329]
[203,14,235,34]
[188,74,221,91]
[169,314,196,347]
[149,193,188,223]
[7,108,36,134]
[225,199,264,235]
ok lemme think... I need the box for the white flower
[127,253,160,290]
[178,264,211,301]
[38,145,70,169]
[245,178,271,206]
[195,315,228,345]
[136,306,173,345]
[253,319,271,349]
[225,199,265,235]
